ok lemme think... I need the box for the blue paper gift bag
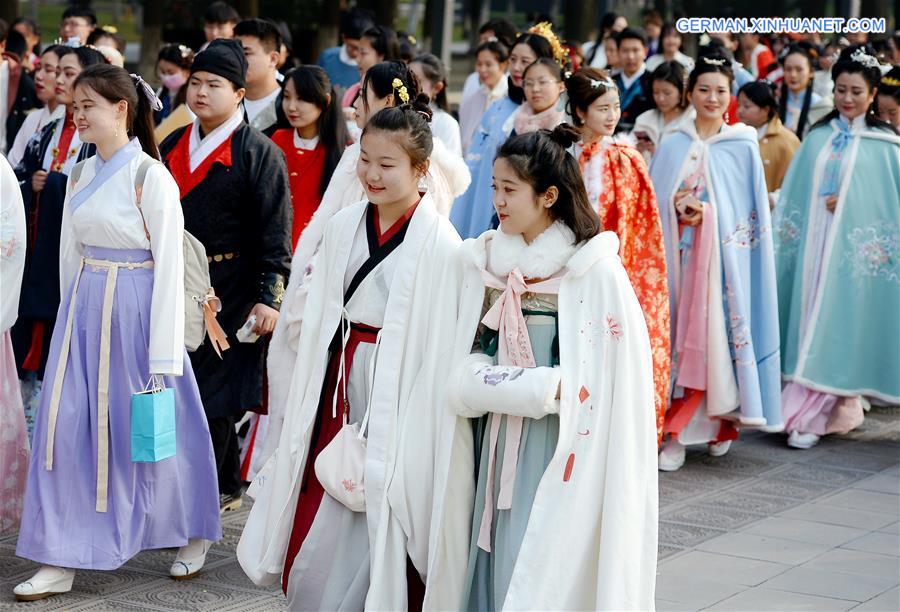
[131,386,176,462]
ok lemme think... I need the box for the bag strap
[357,329,383,441]
[133,158,158,242]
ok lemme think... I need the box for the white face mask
[160,72,187,92]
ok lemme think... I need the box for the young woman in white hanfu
[237,96,475,611]
[447,124,658,610]
[247,61,469,480]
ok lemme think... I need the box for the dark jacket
[160,122,293,418]
[614,69,656,133]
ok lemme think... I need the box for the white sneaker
[13,566,75,601]
[658,440,686,471]
[170,539,212,580]
[787,431,821,449]
[708,440,732,457]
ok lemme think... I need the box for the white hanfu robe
[446,228,659,610]
[238,194,476,611]
[256,139,470,475]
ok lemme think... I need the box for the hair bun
[547,123,581,149]
[402,92,433,123]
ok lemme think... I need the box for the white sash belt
[45,256,154,513]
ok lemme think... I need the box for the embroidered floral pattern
[844,221,900,284]
[0,337,28,534]
[604,314,623,340]
[342,479,357,492]
[723,210,767,249]
[773,209,803,256]
[580,142,670,444]
[478,365,525,386]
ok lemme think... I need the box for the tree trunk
[564,0,596,42]
[860,0,891,22]
[464,0,487,47]
[360,0,399,27]
[236,0,259,18]
[797,0,825,17]
[138,0,163,84]
[317,0,342,60]
[0,0,18,22]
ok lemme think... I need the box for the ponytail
[131,78,161,160]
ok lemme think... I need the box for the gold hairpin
[527,22,568,70]
[391,78,409,104]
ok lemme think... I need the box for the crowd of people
[0,3,898,609]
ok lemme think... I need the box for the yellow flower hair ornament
[391,78,410,104]
[527,21,569,70]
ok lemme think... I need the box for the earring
[115,121,120,138]
[417,174,427,192]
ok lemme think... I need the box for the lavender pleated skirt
[15,246,221,570]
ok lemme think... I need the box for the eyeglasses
[523,78,560,89]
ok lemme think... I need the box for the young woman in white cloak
[236,95,476,611]
[238,61,470,481]
[446,124,658,610]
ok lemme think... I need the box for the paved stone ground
[1,406,897,611]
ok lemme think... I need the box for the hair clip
[178,44,192,58]
[589,77,616,89]
[391,78,410,104]
[486,35,498,43]
[850,48,879,69]
[100,25,118,34]
[131,73,164,111]
[882,76,900,87]
[699,33,711,46]
[701,56,727,66]
[407,35,417,45]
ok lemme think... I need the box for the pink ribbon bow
[477,267,561,552]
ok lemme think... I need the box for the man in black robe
[159,39,292,512]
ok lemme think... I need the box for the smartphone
[236,315,260,343]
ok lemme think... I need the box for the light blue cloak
[450,96,519,239]
[774,120,900,402]
[650,123,782,428]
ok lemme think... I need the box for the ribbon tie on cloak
[819,116,853,197]
[477,266,561,552]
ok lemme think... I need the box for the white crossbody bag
[314,311,382,513]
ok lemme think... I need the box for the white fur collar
[487,221,578,279]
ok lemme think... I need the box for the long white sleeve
[0,155,26,332]
[141,163,185,376]
[448,352,561,419]
[58,175,83,300]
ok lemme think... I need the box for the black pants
[208,414,242,497]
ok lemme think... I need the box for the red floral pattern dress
[579,140,670,444]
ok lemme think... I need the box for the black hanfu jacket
[160,121,292,419]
